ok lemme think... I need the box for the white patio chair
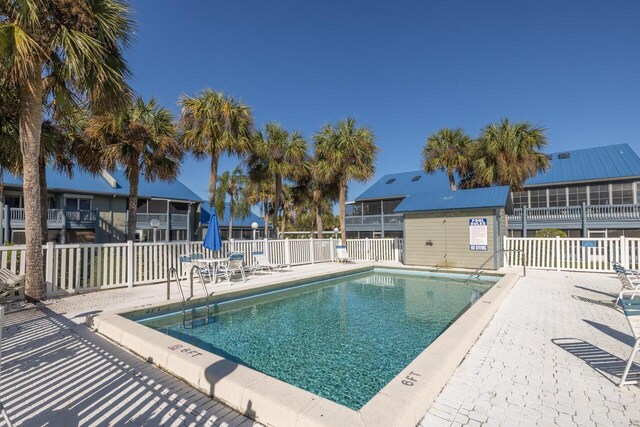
[251,251,286,274]
[0,269,25,298]
[219,252,246,282]
[335,245,355,263]
[613,263,640,304]
[618,291,640,386]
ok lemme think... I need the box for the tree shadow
[572,295,619,310]
[574,285,616,298]
[552,338,640,386]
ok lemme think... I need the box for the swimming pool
[133,268,497,410]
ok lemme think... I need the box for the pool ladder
[167,266,212,327]
[464,249,526,287]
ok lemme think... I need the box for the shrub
[535,228,567,238]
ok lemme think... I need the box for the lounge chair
[219,252,247,282]
[0,268,25,298]
[335,245,355,263]
[251,251,286,274]
[613,263,640,304]
[618,290,640,386]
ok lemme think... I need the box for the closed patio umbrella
[203,211,222,252]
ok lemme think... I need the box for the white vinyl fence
[503,236,640,272]
[0,237,402,297]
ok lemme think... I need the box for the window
[558,152,570,159]
[511,191,528,209]
[4,196,20,208]
[385,178,396,184]
[411,176,421,182]
[382,199,402,214]
[529,189,547,208]
[362,201,381,216]
[612,183,633,204]
[568,186,587,206]
[589,184,610,205]
[65,197,92,210]
[548,188,567,207]
[352,203,363,216]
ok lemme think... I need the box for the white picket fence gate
[503,236,640,272]
[0,237,402,297]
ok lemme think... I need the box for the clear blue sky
[128,0,640,202]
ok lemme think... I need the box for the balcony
[6,208,97,229]
[136,213,189,229]
[345,214,404,231]
[507,204,640,231]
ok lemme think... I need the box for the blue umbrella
[203,211,222,251]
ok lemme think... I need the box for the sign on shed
[469,218,488,251]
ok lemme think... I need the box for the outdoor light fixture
[150,218,160,243]
[251,221,259,240]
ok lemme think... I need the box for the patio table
[194,258,228,284]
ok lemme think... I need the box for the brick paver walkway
[421,269,640,427]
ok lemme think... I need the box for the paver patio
[2,265,640,426]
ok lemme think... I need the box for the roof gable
[355,170,453,201]
[200,202,265,227]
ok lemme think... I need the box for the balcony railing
[136,213,189,229]
[508,204,640,230]
[345,214,404,228]
[7,208,97,228]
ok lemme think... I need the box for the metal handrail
[465,249,526,286]
[167,267,186,327]
[190,265,211,320]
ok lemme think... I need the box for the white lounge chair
[219,252,246,282]
[335,245,355,263]
[618,290,640,386]
[0,269,25,298]
[251,251,286,274]
[613,263,640,304]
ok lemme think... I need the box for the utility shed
[395,186,511,269]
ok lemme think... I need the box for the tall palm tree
[315,118,377,244]
[0,0,132,299]
[244,174,273,237]
[246,123,307,238]
[85,97,182,241]
[215,167,250,239]
[422,128,473,191]
[471,118,550,191]
[179,89,253,209]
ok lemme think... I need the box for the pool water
[138,269,496,409]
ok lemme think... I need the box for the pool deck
[3,264,640,426]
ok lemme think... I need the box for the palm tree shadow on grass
[552,338,640,386]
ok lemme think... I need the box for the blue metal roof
[394,186,511,213]
[524,143,640,186]
[355,170,454,201]
[2,166,203,202]
[200,202,266,227]
[354,144,640,201]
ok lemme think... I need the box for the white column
[309,238,315,264]
[284,238,291,266]
[127,240,135,288]
[329,237,335,262]
[45,241,56,297]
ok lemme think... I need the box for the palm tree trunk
[18,69,45,300]
[339,177,347,244]
[39,157,48,243]
[228,200,234,239]
[127,167,140,241]
[263,199,269,238]
[209,152,220,207]
[281,207,286,234]
[273,175,281,238]
[448,173,456,191]
[316,209,323,239]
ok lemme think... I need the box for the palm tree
[315,118,377,244]
[244,174,273,237]
[179,89,253,209]
[85,97,182,241]
[422,128,473,191]
[471,118,550,191]
[246,123,307,238]
[215,167,251,239]
[0,0,132,299]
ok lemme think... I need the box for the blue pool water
[137,269,496,409]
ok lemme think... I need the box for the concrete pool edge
[87,267,520,427]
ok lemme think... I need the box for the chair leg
[621,339,640,386]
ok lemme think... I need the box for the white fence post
[284,238,291,266]
[555,236,561,271]
[309,238,315,264]
[366,238,371,261]
[230,238,235,252]
[45,241,55,297]
[264,238,270,261]
[621,235,628,267]
[394,237,400,262]
[127,240,135,288]
[329,237,335,262]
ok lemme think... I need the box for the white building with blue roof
[346,143,640,239]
